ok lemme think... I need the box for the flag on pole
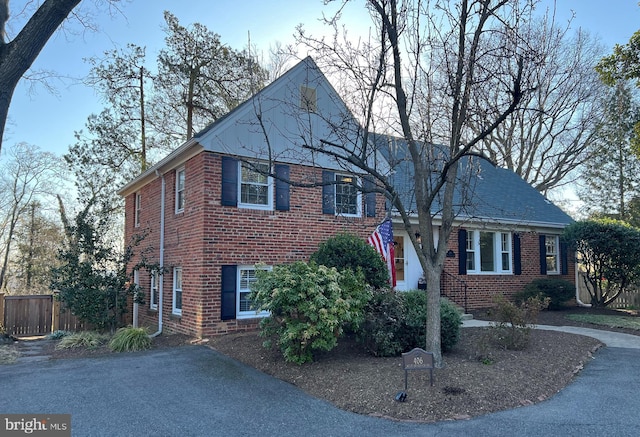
[367,219,396,287]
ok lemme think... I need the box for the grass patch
[566,314,640,330]
[0,345,20,364]
[55,331,109,350]
[109,326,152,352]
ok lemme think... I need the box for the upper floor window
[300,85,317,112]
[335,174,361,216]
[175,168,185,213]
[466,230,512,274]
[239,161,272,209]
[545,235,559,274]
[134,193,141,227]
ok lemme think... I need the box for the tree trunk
[424,263,443,367]
[0,0,82,152]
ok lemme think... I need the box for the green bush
[488,294,549,350]
[47,330,71,340]
[310,233,389,289]
[251,261,371,364]
[357,290,462,357]
[109,326,152,352]
[515,278,575,310]
[55,331,109,350]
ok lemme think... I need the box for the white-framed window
[466,231,476,272]
[172,267,182,316]
[150,271,159,311]
[335,173,361,216]
[239,161,273,210]
[175,168,185,213]
[545,235,559,274]
[466,231,512,274]
[237,265,270,319]
[134,192,141,227]
[300,85,317,112]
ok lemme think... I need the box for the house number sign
[401,347,435,389]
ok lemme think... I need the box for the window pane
[335,174,358,215]
[502,253,510,271]
[241,163,269,184]
[480,232,495,272]
[546,236,558,273]
[501,233,510,271]
[240,163,269,205]
[175,290,182,310]
[239,269,258,313]
[466,231,475,271]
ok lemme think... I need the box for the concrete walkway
[463,319,640,349]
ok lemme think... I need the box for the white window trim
[150,271,159,311]
[334,173,362,217]
[545,235,560,275]
[172,267,182,316]
[134,192,141,228]
[237,265,271,320]
[237,161,273,211]
[175,167,185,214]
[466,230,513,275]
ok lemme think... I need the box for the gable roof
[377,136,573,228]
[118,57,573,230]
[119,56,365,197]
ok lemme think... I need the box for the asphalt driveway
[1,343,640,436]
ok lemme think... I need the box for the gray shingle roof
[377,136,573,227]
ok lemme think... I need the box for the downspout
[575,258,591,308]
[150,170,166,337]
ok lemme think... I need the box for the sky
[3,0,640,160]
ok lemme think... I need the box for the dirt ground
[7,306,637,423]
[208,311,603,423]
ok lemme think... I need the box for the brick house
[119,57,574,338]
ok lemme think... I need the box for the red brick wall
[124,150,574,337]
[125,151,385,338]
[441,231,575,310]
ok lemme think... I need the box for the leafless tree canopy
[473,15,607,195]
[271,0,542,364]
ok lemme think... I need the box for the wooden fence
[576,272,640,309]
[1,294,86,336]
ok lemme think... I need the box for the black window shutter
[221,157,238,207]
[221,265,237,320]
[275,164,290,211]
[560,241,568,275]
[458,229,467,275]
[322,170,335,215]
[513,233,522,275]
[364,176,376,218]
[539,235,547,275]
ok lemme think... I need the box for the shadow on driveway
[1,345,639,436]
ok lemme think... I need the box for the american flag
[367,219,396,287]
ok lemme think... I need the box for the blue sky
[3,0,640,158]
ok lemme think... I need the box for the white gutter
[150,170,166,337]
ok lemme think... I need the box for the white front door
[394,235,406,289]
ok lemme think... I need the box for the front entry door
[394,235,405,288]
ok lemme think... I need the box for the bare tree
[0,0,126,152]
[265,0,537,366]
[473,14,607,195]
[0,142,63,291]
